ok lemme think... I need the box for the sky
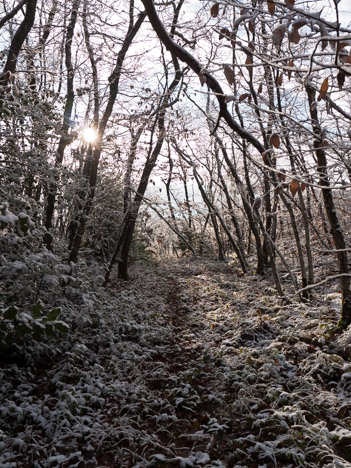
[337,0,351,27]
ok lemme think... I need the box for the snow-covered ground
[1,258,351,467]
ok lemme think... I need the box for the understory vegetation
[2,258,351,467]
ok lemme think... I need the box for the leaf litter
[1,258,351,467]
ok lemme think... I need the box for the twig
[296,273,351,294]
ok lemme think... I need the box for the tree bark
[69,8,146,262]
[306,84,351,329]
[44,0,80,250]
[1,0,37,84]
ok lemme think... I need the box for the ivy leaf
[3,306,18,320]
[53,321,69,333]
[46,308,62,322]
[32,302,43,319]
[16,325,32,337]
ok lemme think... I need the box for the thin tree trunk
[44,0,80,250]
[1,0,37,84]
[306,85,351,329]
[69,8,146,262]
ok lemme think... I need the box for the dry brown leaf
[285,0,294,7]
[319,77,329,100]
[249,20,255,34]
[258,83,263,94]
[338,48,348,64]
[239,93,250,103]
[277,73,283,86]
[245,56,253,74]
[290,179,299,197]
[245,56,253,76]
[270,133,280,149]
[337,41,350,53]
[337,70,346,90]
[267,0,275,16]
[301,182,306,192]
[289,28,300,44]
[277,169,286,182]
[219,28,229,40]
[199,71,206,87]
[224,64,235,85]
[292,18,308,30]
[275,184,283,195]
[272,24,287,48]
[211,3,219,18]
[230,32,236,46]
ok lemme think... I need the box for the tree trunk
[306,85,351,329]
[44,0,80,250]
[68,9,146,262]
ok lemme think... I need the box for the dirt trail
[1,258,351,467]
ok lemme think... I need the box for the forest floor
[1,257,351,467]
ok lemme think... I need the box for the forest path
[110,257,351,467]
[2,258,351,468]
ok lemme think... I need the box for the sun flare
[82,127,98,143]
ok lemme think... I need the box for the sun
[82,127,98,143]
